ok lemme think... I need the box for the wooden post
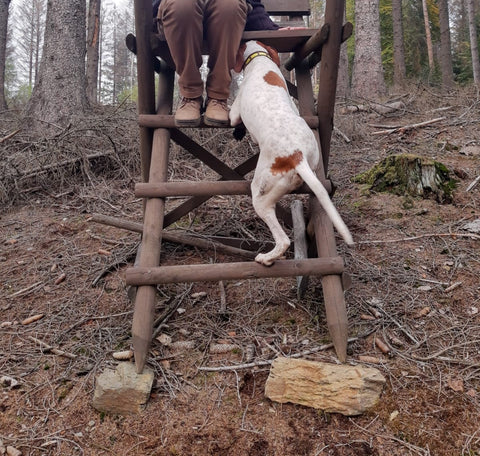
[317,0,345,172]
[131,11,175,372]
[312,0,348,362]
[133,0,155,182]
[291,200,309,298]
[296,39,348,362]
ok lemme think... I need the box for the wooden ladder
[125,0,352,373]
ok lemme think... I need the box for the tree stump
[353,153,456,203]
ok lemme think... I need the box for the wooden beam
[91,213,257,259]
[126,257,344,286]
[262,0,310,16]
[284,24,329,71]
[138,114,319,129]
[134,180,325,198]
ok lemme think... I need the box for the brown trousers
[158,0,248,100]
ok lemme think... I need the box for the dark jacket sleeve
[245,0,280,31]
[153,0,160,17]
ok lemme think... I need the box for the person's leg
[204,0,247,125]
[159,0,204,98]
[158,0,204,125]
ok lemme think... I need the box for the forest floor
[1,85,480,456]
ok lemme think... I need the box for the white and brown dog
[229,40,354,266]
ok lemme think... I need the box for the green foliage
[117,85,138,104]
[9,83,33,108]
[380,0,393,84]
[453,40,474,84]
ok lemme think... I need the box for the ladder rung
[135,180,316,198]
[126,257,344,285]
[138,114,319,129]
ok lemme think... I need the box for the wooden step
[126,257,344,286]
[138,114,319,129]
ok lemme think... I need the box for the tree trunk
[466,0,480,86]
[14,0,45,88]
[438,0,454,89]
[34,0,43,84]
[351,0,386,99]
[422,0,434,71]
[336,8,349,100]
[27,0,89,127]
[392,0,406,88]
[0,0,10,110]
[87,0,102,104]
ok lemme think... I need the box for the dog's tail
[296,161,354,246]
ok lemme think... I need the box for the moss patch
[353,154,456,203]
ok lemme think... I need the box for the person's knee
[160,0,198,19]
[211,0,247,20]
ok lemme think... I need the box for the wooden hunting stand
[124,0,352,373]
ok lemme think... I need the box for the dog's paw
[255,253,275,267]
[233,125,246,141]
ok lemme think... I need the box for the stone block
[265,357,385,416]
[92,362,154,415]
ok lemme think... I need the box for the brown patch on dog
[263,71,287,91]
[271,150,303,175]
[256,41,281,67]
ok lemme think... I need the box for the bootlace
[208,98,228,110]
[179,97,202,109]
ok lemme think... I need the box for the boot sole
[204,117,229,127]
[174,117,201,127]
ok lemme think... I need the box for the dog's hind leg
[252,191,290,266]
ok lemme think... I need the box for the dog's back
[229,40,353,266]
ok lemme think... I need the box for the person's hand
[278,26,308,31]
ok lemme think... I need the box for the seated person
[153,0,279,127]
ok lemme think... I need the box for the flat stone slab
[92,362,154,415]
[265,357,386,416]
[462,219,480,233]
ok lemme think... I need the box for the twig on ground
[358,232,480,244]
[466,175,480,192]
[27,336,77,359]
[7,281,43,299]
[371,116,445,135]
[198,338,359,372]
[0,129,21,144]
[218,281,227,314]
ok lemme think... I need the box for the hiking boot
[174,96,203,127]
[204,98,229,126]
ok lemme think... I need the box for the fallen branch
[7,281,43,299]
[444,281,462,293]
[91,213,257,259]
[0,129,21,144]
[371,116,446,135]
[9,150,115,181]
[466,175,480,192]
[333,126,351,143]
[27,336,77,359]
[91,243,138,287]
[218,280,227,314]
[197,338,358,372]
[358,232,480,245]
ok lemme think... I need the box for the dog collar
[243,51,272,69]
